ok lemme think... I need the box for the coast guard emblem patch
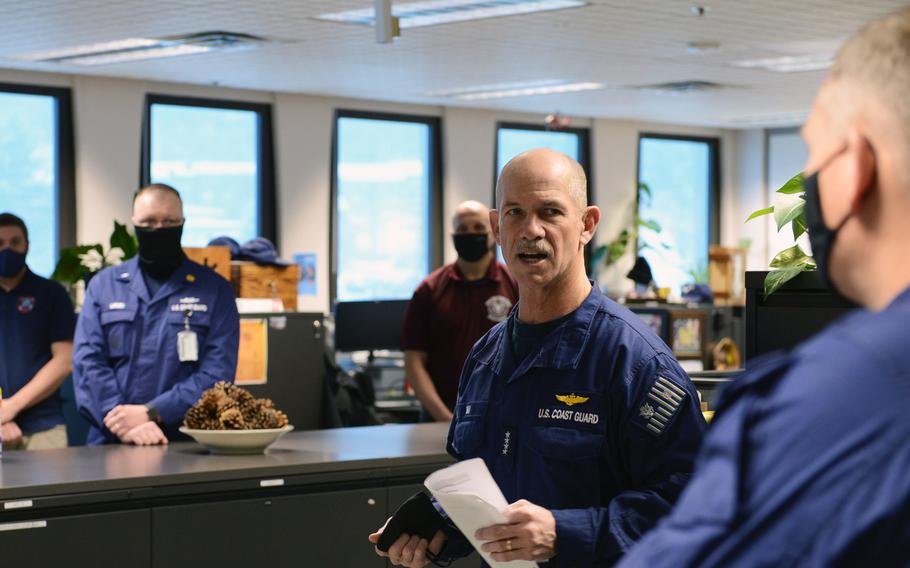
[485,295,512,322]
[17,296,36,314]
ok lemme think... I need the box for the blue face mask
[0,248,27,277]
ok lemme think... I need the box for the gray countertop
[0,423,453,504]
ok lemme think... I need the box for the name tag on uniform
[178,329,199,362]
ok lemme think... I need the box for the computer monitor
[745,271,856,363]
[333,300,410,352]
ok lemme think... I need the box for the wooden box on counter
[183,246,232,281]
[231,261,299,311]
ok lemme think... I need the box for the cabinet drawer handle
[0,520,47,532]
[367,498,376,506]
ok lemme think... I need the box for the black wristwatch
[145,404,161,424]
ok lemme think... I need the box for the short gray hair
[831,7,910,147]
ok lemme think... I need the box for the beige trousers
[5,424,68,450]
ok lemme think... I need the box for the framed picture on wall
[630,308,670,347]
[668,310,706,360]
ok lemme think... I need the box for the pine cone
[184,383,289,431]
[219,407,245,429]
[198,390,220,413]
[183,405,210,429]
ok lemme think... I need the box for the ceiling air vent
[18,31,271,66]
[174,31,267,50]
[633,80,729,95]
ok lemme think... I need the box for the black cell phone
[376,491,446,552]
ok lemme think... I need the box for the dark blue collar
[475,283,604,378]
[887,283,910,311]
[115,257,199,304]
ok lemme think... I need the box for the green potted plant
[591,181,663,277]
[52,221,138,291]
[746,173,816,297]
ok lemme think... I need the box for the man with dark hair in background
[73,184,239,445]
[0,212,75,450]
[619,7,910,567]
[401,200,518,422]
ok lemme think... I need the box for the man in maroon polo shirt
[400,200,519,422]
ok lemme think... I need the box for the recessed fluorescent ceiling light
[731,54,832,73]
[17,32,268,66]
[429,80,604,100]
[728,111,809,127]
[316,0,587,28]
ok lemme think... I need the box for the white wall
[1,67,769,313]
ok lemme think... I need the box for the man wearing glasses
[73,183,239,445]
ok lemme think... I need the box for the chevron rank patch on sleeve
[636,376,688,436]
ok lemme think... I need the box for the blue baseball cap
[207,236,241,257]
[238,237,291,266]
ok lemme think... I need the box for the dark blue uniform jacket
[444,286,706,566]
[73,257,239,445]
[619,285,910,567]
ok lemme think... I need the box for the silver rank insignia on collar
[639,376,687,436]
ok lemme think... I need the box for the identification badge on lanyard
[177,310,199,362]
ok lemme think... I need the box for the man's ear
[845,128,877,211]
[580,206,600,246]
[490,210,501,245]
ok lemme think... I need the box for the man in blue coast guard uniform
[618,8,910,567]
[372,149,706,566]
[73,184,239,445]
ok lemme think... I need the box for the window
[494,122,592,265]
[495,123,590,188]
[332,111,441,302]
[0,83,74,277]
[766,128,808,266]
[637,134,719,294]
[142,95,275,247]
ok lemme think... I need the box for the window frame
[330,108,444,304]
[492,121,592,206]
[0,81,76,257]
[140,93,277,245]
[635,132,721,258]
[493,121,594,268]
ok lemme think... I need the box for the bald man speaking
[400,200,518,422]
[373,150,706,567]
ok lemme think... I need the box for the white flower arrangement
[78,247,126,273]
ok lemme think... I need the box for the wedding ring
[506,539,513,552]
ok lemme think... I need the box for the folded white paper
[425,458,538,568]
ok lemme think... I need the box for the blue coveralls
[443,286,707,566]
[618,285,910,567]
[73,257,239,445]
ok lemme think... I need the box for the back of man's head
[0,212,28,242]
[830,7,910,152]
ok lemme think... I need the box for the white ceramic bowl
[179,425,294,454]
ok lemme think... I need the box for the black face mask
[135,225,185,279]
[803,149,869,291]
[453,233,491,262]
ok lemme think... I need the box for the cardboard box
[231,261,299,311]
[709,245,746,305]
[183,246,232,282]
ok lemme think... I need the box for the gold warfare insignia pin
[186,274,196,283]
[555,393,589,407]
